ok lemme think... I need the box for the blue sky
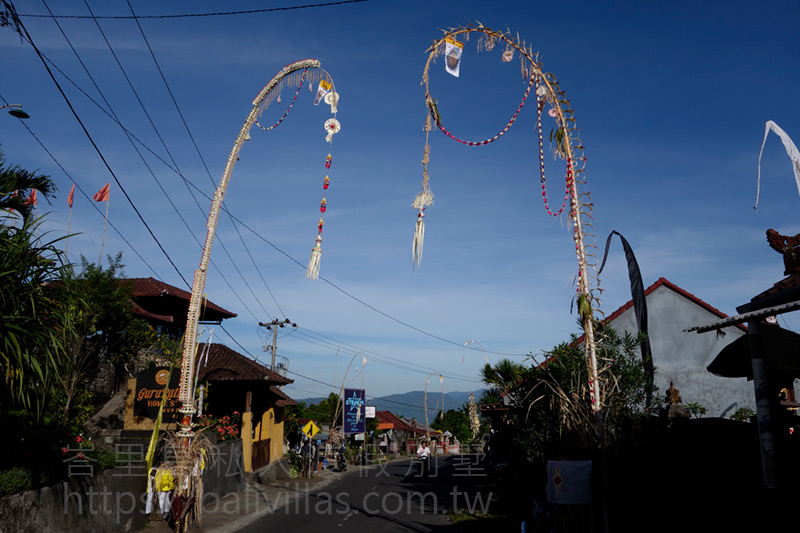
[1,0,799,405]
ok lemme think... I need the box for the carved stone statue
[666,381,682,405]
[665,381,690,420]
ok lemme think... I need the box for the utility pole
[259,318,297,370]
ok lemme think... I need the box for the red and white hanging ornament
[306,75,340,280]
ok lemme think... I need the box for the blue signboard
[343,388,366,434]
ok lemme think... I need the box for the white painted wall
[608,284,756,418]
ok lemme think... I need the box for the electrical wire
[290,328,483,382]
[18,1,370,19]
[47,0,280,323]
[284,368,440,410]
[126,0,287,319]
[9,14,529,359]
[6,2,190,286]
[0,92,163,278]
[8,1,531,397]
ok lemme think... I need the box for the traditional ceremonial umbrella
[708,324,800,381]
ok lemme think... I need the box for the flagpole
[66,206,72,257]
[98,195,109,267]
[66,183,74,257]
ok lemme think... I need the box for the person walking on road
[416,438,431,478]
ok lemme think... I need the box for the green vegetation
[731,406,755,422]
[432,405,475,445]
[480,321,655,462]
[685,402,708,419]
[196,411,242,442]
[0,147,175,494]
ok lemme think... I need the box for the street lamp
[1,104,30,119]
[333,352,367,445]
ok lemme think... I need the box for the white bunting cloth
[756,120,800,209]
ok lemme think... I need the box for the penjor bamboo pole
[177,59,322,438]
[421,27,603,440]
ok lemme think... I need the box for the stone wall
[0,467,149,533]
[203,439,246,503]
[0,439,245,533]
[86,347,116,402]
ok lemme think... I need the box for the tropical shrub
[196,412,242,442]
[481,321,656,462]
[731,407,755,422]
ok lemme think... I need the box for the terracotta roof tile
[129,300,173,323]
[126,277,236,319]
[603,277,745,331]
[196,343,292,385]
[375,411,427,435]
[551,277,746,369]
[752,273,800,301]
[270,385,297,407]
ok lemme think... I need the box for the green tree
[0,216,66,422]
[478,388,502,405]
[432,406,472,445]
[480,359,527,408]
[0,148,57,220]
[288,394,342,428]
[48,254,133,418]
[314,393,342,427]
[49,253,176,422]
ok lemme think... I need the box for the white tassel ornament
[411,190,434,269]
[306,235,322,280]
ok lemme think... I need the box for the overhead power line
[39,0,284,323]
[284,368,443,411]
[18,0,369,19]
[4,0,190,286]
[0,91,163,278]
[5,0,531,364]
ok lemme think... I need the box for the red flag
[67,183,75,208]
[24,189,37,206]
[93,182,110,202]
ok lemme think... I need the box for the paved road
[237,456,495,532]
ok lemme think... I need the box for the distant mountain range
[300,390,486,423]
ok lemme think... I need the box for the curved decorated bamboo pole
[177,59,323,438]
[414,25,603,438]
[424,372,443,442]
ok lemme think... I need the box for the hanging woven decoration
[306,83,341,280]
[414,24,604,436]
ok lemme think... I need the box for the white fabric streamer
[755,120,800,209]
